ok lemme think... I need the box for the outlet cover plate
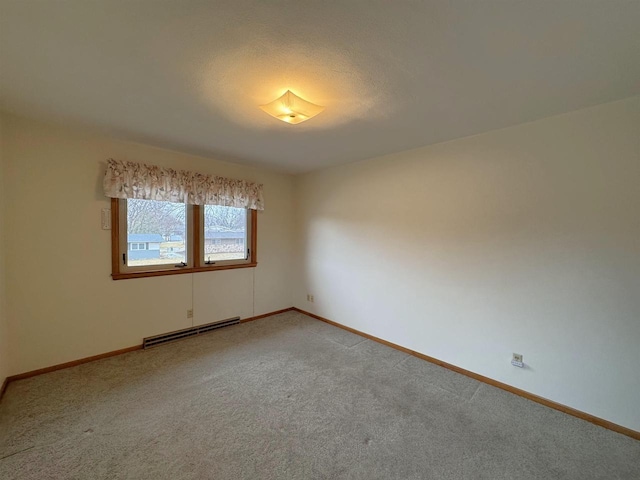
[512,353,524,368]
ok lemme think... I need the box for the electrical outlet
[187,309,193,319]
[307,294,315,302]
[511,353,524,368]
[310,295,314,303]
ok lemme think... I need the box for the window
[110,198,256,280]
[203,205,248,265]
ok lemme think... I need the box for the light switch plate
[101,208,111,230]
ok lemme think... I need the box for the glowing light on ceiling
[260,90,325,124]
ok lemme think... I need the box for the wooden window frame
[110,198,257,280]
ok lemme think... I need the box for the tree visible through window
[203,206,247,263]
[111,198,256,279]
[126,199,186,266]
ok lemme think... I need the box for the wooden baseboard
[241,307,294,323]
[292,307,640,441]
[6,345,143,385]
[0,308,295,399]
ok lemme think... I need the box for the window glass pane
[204,206,247,263]
[126,199,187,266]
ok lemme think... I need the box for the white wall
[293,97,640,431]
[0,114,9,384]
[1,113,295,375]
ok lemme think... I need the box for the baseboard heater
[143,316,241,349]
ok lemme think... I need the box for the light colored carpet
[0,311,638,479]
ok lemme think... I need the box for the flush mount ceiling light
[260,90,325,124]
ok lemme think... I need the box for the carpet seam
[468,383,482,403]
[0,445,35,461]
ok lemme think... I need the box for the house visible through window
[203,205,247,264]
[124,199,187,267]
[111,198,256,279]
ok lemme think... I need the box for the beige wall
[294,97,640,431]
[1,113,295,375]
[0,114,9,384]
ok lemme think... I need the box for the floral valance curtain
[103,158,264,210]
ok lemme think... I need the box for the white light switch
[101,208,111,230]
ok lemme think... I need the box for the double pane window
[112,199,256,279]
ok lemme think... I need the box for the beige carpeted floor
[1,311,638,479]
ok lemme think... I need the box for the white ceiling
[1,1,639,173]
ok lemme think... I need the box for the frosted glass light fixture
[260,90,324,124]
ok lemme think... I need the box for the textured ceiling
[1,1,639,173]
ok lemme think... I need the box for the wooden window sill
[111,262,257,280]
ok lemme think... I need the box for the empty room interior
[0,1,639,479]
